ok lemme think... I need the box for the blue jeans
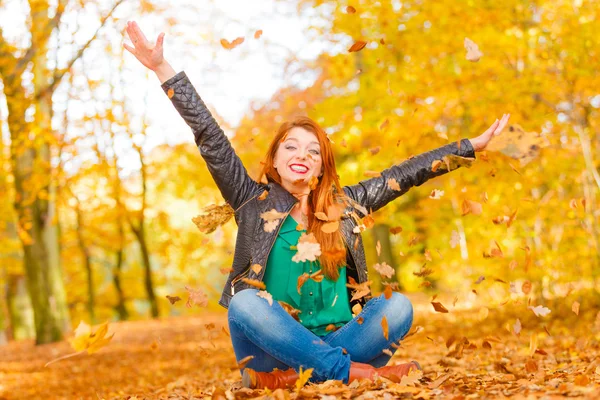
[227,288,414,383]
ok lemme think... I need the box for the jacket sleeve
[342,138,476,216]
[161,71,260,211]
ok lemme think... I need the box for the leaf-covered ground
[1,292,599,400]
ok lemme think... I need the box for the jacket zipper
[230,266,251,295]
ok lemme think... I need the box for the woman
[124,21,509,389]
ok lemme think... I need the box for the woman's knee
[384,292,414,333]
[228,288,260,320]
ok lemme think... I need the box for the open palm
[470,114,511,152]
[124,21,165,71]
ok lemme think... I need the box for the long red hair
[258,116,350,281]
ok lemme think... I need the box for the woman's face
[273,127,323,192]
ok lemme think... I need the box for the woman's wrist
[154,61,176,84]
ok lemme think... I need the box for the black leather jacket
[161,72,476,310]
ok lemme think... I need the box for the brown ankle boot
[348,361,421,383]
[242,367,299,389]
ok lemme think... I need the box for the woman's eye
[310,150,320,155]
[285,146,296,150]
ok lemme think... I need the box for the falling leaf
[297,273,310,294]
[325,324,338,332]
[321,220,340,233]
[379,119,389,131]
[352,303,363,315]
[347,279,372,302]
[431,160,442,172]
[369,146,381,155]
[308,176,318,190]
[376,241,381,256]
[241,278,266,290]
[251,264,263,275]
[220,37,244,50]
[346,5,356,13]
[475,276,485,284]
[349,40,367,52]
[387,178,401,191]
[413,264,433,277]
[373,262,395,279]
[429,189,444,199]
[314,211,329,221]
[529,305,551,317]
[383,284,393,299]
[522,280,532,295]
[192,203,234,234]
[237,355,254,369]
[432,302,449,313]
[382,348,393,356]
[295,367,313,391]
[166,295,181,305]
[461,199,483,216]
[529,333,538,357]
[390,226,403,234]
[381,316,389,340]
[364,170,381,177]
[278,301,301,321]
[514,319,522,336]
[292,232,322,262]
[167,88,174,99]
[464,37,483,62]
[264,219,279,232]
[525,359,538,373]
[253,30,263,39]
[256,290,273,306]
[185,286,208,308]
[572,301,580,315]
[356,317,364,324]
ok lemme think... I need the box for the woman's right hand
[124,21,165,71]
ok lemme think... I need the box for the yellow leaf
[381,315,389,340]
[295,366,313,391]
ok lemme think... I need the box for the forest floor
[1,292,599,400]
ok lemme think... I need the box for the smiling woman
[124,20,508,390]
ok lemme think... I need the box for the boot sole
[242,369,253,388]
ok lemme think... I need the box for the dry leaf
[297,273,310,294]
[464,37,483,61]
[429,189,444,199]
[314,211,329,221]
[251,264,263,275]
[572,301,580,315]
[167,88,174,99]
[522,280,532,295]
[220,37,244,50]
[241,278,266,290]
[295,367,313,391]
[373,262,395,279]
[185,286,208,308]
[237,355,254,369]
[381,316,389,340]
[387,178,401,191]
[256,290,273,306]
[432,302,449,313]
[292,233,321,262]
[321,220,340,233]
[529,305,551,317]
[346,5,356,13]
[349,40,367,52]
[166,295,181,305]
[254,30,263,39]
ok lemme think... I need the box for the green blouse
[263,214,353,336]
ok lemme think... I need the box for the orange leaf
[254,30,263,39]
[241,278,266,290]
[349,40,367,52]
[381,315,389,340]
[432,302,449,313]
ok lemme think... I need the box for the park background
[1,0,599,398]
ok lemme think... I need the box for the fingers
[156,32,165,50]
[123,42,135,55]
[132,21,149,45]
[494,113,510,135]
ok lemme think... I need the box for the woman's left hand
[468,114,511,152]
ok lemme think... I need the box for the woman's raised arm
[124,21,261,211]
[343,114,510,216]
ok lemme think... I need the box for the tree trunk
[6,274,35,340]
[113,220,129,320]
[132,225,159,318]
[75,203,95,324]
[371,223,399,292]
